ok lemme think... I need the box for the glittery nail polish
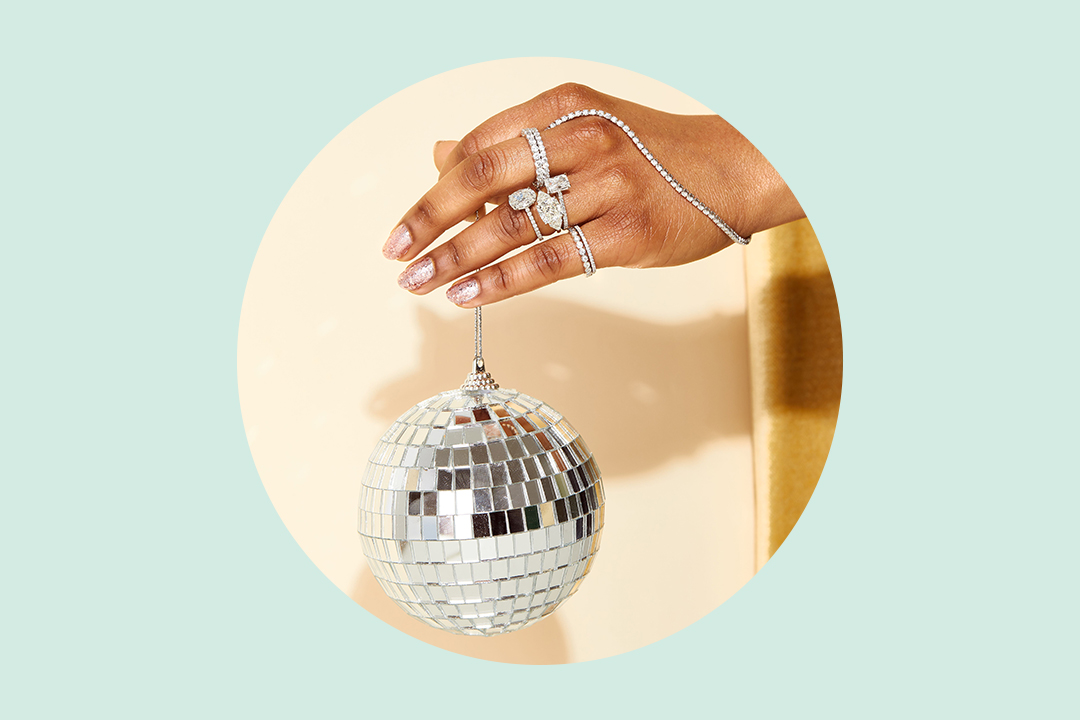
[383,224,412,260]
[446,278,480,305]
[398,257,434,291]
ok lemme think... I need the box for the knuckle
[488,264,511,294]
[457,132,482,161]
[495,204,529,244]
[604,164,635,188]
[528,243,565,280]
[546,82,599,114]
[442,238,464,270]
[460,147,504,194]
[413,197,440,229]
[569,116,621,154]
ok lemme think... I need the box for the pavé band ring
[569,225,596,277]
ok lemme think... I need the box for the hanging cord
[474,306,484,372]
[461,305,498,392]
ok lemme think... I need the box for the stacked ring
[511,128,570,238]
[521,127,550,185]
[569,225,596,277]
[509,187,547,242]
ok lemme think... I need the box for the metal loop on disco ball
[358,308,604,636]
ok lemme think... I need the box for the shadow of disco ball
[358,385,604,636]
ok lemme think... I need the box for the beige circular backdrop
[238,58,758,664]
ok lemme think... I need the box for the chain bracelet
[546,109,750,246]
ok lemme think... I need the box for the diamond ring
[514,128,570,238]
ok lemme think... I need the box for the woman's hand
[382,83,804,307]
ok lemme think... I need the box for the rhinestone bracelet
[546,109,750,246]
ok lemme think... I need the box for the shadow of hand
[369,297,751,477]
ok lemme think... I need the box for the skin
[383,83,805,307]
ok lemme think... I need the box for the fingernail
[398,257,434,291]
[383,224,412,260]
[446,278,480,305]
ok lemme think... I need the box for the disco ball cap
[358,366,604,636]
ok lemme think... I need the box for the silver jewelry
[519,128,569,233]
[578,224,597,274]
[508,187,546,243]
[520,128,550,185]
[547,109,751,246]
[544,173,570,230]
[509,132,546,242]
[569,225,596,277]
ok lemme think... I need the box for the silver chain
[474,306,483,371]
[546,109,750,246]
[461,305,498,391]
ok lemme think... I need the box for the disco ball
[357,367,604,636]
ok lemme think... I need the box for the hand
[383,83,804,307]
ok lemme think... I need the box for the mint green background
[2,2,1076,717]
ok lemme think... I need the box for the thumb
[433,140,458,173]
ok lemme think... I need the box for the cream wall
[237,58,755,664]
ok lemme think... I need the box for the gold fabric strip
[745,219,843,568]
